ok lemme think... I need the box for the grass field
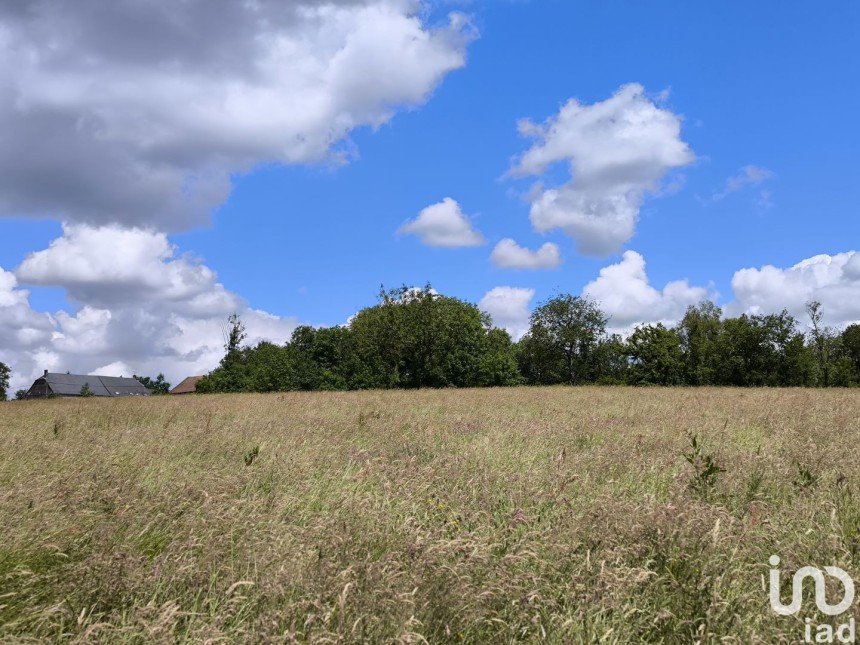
[1,387,859,643]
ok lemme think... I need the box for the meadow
[1,387,858,643]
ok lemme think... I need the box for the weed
[243,444,260,466]
[683,431,725,495]
[793,461,818,491]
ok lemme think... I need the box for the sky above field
[1,0,859,390]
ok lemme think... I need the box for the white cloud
[583,250,712,334]
[399,198,485,247]
[728,251,860,326]
[479,286,535,340]
[0,1,474,230]
[2,225,301,392]
[18,223,239,315]
[512,84,694,256]
[490,238,562,270]
[0,267,55,356]
[712,165,774,203]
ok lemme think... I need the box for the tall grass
[0,387,858,642]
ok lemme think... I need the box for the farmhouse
[25,371,151,398]
[170,375,204,395]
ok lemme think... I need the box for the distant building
[170,375,204,395]
[25,371,151,398]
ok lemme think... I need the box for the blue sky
[178,1,859,323]
[1,0,858,388]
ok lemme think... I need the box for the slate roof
[37,373,150,397]
[170,375,204,395]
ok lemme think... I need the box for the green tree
[79,383,93,397]
[626,324,685,385]
[677,301,722,385]
[286,325,356,390]
[350,285,507,389]
[223,313,247,365]
[243,341,296,392]
[710,311,811,386]
[805,301,834,386]
[134,373,171,395]
[593,334,629,384]
[477,328,522,387]
[197,314,251,393]
[839,324,860,384]
[0,361,9,401]
[517,295,607,385]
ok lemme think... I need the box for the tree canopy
[0,361,9,401]
[191,290,860,394]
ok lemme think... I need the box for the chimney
[44,369,48,377]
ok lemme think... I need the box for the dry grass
[1,387,858,643]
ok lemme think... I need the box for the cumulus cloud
[2,226,301,392]
[478,286,535,340]
[399,198,485,247]
[0,0,474,230]
[18,224,239,315]
[0,268,55,355]
[728,251,860,326]
[582,250,712,334]
[490,238,562,270]
[511,84,694,256]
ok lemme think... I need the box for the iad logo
[769,555,856,643]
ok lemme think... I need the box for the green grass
[0,387,858,642]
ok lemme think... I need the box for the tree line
[195,286,860,393]
[2,285,858,400]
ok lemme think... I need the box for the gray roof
[39,373,150,397]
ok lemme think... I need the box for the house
[25,371,151,398]
[169,375,204,395]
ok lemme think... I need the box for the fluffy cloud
[582,250,712,334]
[0,268,55,354]
[478,286,535,340]
[399,198,485,247]
[728,251,860,326]
[2,226,300,392]
[512,84,694,256]
[490,238,561,270]
[18,224,239,315]
[0,0,474,230]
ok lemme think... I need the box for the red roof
[169,375,204,395]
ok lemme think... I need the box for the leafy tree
[197,286,518,394]
[134,373,171,395]
[518,295,607,385]
[244,341,296,392]
[710,311,812,386]
[79,383,93,397]
[626,324,685,385]
[477,328,522,387]
[197,314,252,393]
[223,313,247,366]
[677,301,722,385]
[593,334,629,384]
[806,301,834,386]
[839,324,860,384]
[350,285,509,389]
[843,325,860,368]
[15,389,28,400]
[286,325,356,390]
[0,361,9,401]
